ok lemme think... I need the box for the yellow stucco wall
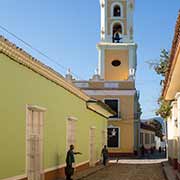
[92,95,135,153]
[108,120,134,152]
[87,81,134,90]
[105,49,129,81]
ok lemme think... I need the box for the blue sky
[0,0,179,119]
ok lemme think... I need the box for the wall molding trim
[83,90,136,96]
[1,174,27,180]
[1,160,91,180]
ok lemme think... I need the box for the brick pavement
[78,163,166,180]
[59,156,167,180]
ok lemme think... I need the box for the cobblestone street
[80,163,166,180]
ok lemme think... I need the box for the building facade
[162,12,180,172]
[73,0,141,157]
[140,123,156,150]
[0,36,115,180]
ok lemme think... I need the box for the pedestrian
[101,145,109,166]
[159,146,162,154]
[65,144,82,180]
[140,145,145,157]
[150,146,154,154]
[165,145,167,158]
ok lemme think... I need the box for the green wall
[0,54,107,179]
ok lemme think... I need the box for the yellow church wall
[108,120,134,153]
[120,95,134,118]
[87,81,135,90]
[92,95,134,121]
[105,49,129,81]
[91,95,135,153]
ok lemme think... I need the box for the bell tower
[98,0,137,81]
[73,0,140,157]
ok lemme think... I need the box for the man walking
[65,145,82,180]
[101,145,109,166]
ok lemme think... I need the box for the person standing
[101,145,109,166]
[150,146,154,155]
[65,145,82,180]
[140,145,145,157]
[159,146,162,154]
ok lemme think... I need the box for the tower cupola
[97,0,137,81]
[100,0,135,43]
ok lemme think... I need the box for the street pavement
[66,151,167,180]
[74,152,167,180]
[80,163,166,180]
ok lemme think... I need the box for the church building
[70,0,141,157]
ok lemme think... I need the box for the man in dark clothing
[159,146,162,153]
[150,146,154,154]
[101,145,109,166]
[141,145,145,157]
[65,145,82,180]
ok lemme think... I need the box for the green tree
[154,49,170,77]
[156,97,172,120]
[148,49,172,120]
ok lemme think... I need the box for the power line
[0,25,166,82]
[0,24,167,85]
[0,24,83,80]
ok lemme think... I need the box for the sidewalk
[139,151,166,159]
[74,164,106,180]
[59,164,106,180]
[162,162,180,180]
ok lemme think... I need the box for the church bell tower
[97,0,137,81]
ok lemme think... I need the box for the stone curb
[162,163,169,180]
[161,162,177,180]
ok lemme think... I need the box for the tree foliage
[137,101,142,118]
[148,49,172,120]
[156,97,172,120]
[154,49,170,77]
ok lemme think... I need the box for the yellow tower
[72,0,140,157]
[98,0,137,81]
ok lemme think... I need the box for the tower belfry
[98,0,137,81]
[73,0,140,157]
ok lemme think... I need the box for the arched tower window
[111,2,123,18]
[113,5,121,17]
[112,23,122,43]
